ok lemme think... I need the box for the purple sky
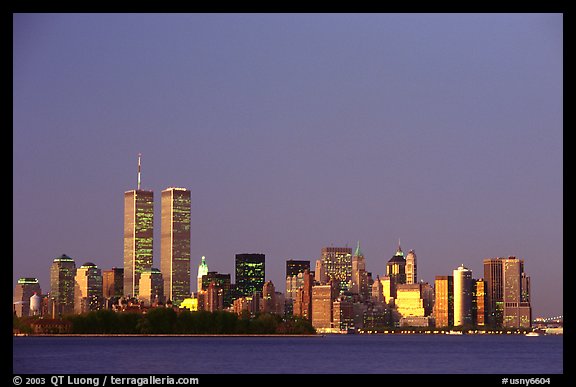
[13,13,563,318]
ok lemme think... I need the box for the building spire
[354,240,363,257]
[137,153,142,190]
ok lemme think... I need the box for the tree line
[62,309,316,335]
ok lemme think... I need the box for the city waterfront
[13,334,563,374]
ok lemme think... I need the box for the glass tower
[235,253,265,297]
[161,187,191,306]
[50,254,76,317]
[123,189,154,297]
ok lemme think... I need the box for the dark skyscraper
[235,253,265,297]
[201,271,232,307]
[286,260,311,278]
[161,187,191,306]
[386,243,406,297]
[483,258,504,328]
[502,257,531,328]
[50,254,76,317]
[13,278,41,317]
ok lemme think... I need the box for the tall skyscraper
[502,257,531,328]
[371,275,384,304]
[161,187,191,306]
[197,256,209,293]
[13,278,41,317]
[483,258,504,328]
[74,262,103,314]
[351,241,368,298]
[405,249,417,284]
[235,253,265,297]
[472,279,486,326]
[262,281,276,314]
[320,246,352,292]
[453,265,473,326]
[386,243,406,297]
[124,155,153,297]
[50,254,76,317]
[314,259,327,283]
[434,275,454,327]
[138,268,164,306]
[102,267,124,300]
[395,283,425,318]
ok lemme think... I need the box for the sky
[12,13,563,318]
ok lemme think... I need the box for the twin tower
[123,155,191,305]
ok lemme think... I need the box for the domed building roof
[53,254,74,262]
[81,262,98,268]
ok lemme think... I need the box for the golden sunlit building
[434,275,453,327]
[161,187,191,306]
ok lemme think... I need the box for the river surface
[13,334,563,374]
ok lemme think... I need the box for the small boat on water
[525,331,540,337]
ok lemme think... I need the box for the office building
[161,187,191,306]
[138,268,164,306]
[124,188,154,297]
[102,267,124,300]
[434,275,453,327]
[380,275,394,304]
[235,253,265,297]
[205,281,224,312]
[320,246,352,292]
[74,262,103,314]
[386,243,406,296]
[395,283,425,318]
[293,269,313,319]
[314,259,327,283]
[502,257,532,328]
[286,259,310,278]
[453,265,473,326]
[50,254,76,317]
[261,280,276,314]
[351,241,369,299]
[420,281,435,316]
[13,278,41,317]
[372,275,384,304]
[483,258,504,327]
[311,282,336,331]
[201,271,232,307]
[472,279,486,326]
[197,256,209,294]
[405,249,417,284]
[333,295,354,332]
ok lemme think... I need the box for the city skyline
[13,13,562,318]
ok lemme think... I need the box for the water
[13,335,563,374]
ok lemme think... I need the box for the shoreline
[13,333,323,337]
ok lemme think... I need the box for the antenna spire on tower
[137,153,142,190]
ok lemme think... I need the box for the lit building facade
[262,280,276,314]
[293,269,313,319]
[386,244,406,297]
[102,267,124,300]
[320,246,352,292]
[314,259,327,283]
[434,275,453,327]
[453,265,473,327]
[405,249,417,285]
[124,189,154,297]
[161,187,191,306]
[395,283,425,318]
[351,241,369,299]
[311,283,335,330]
[502,257,531,328]
[201,271,232,308]
[472,279,486,326]
[483,258,504,328]
[74,262,103,314]
[235,253,265,297]
[197,256,209,294]
[13,278,41,317]
[50,254,76,317]
[138,268,164,306]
